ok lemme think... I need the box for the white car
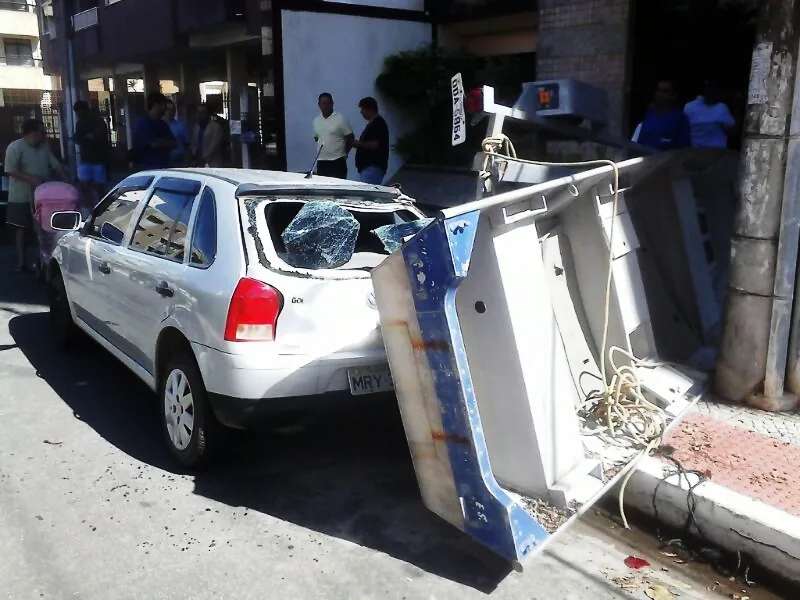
[48,168,426,468]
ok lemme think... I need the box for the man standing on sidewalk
[684,80,736,149]
[190,104,225,167]
[352,96,389,185]
[131,92,176,171]
[634,79,692,151]
[164,99,190,166]
[312,93,354,179]
[73,100,109,209]
[4,119,66,272]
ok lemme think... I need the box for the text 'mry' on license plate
[348,365,394,396]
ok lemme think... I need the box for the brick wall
[537,0,632,137]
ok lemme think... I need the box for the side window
[190,188,217,268]
[89,188,146,245]
[131,188,197,262]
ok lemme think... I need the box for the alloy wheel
[164,368,195,451]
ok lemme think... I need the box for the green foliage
[376,44,535,165]
[376,45,479,113]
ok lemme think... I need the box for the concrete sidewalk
[624,398,800,587]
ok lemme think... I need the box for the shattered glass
[281,201,360,269]
[371,218,433,253]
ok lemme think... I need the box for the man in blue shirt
[684,81,736,149]
[131,92,176,170]
[635,80,692,151]
[164,99,189,166]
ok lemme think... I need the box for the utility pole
[56,0,78,176]
[715,0,800,412]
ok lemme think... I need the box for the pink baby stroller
[33,181,81,281]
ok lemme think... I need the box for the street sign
[451,73,467,147]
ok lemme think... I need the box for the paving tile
[694,399,800,446]
[663,413,800,517]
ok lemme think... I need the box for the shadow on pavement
[6,304,511,592]
[8,310,180,473]
[193,404,512,593]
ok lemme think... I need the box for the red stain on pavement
[624,556,650,569]
[664,413,800,517]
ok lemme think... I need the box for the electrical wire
[480,134,667,529]
[652,450,754,584]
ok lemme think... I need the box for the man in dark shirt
[132,92,176,170]
[352,97,389,185]
[73,100,110,208]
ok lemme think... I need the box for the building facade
[0,0,57,107]
[34,0,657,176]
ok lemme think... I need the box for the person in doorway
[635,79,692,151]
[190,103,225,167]
[684,80,736,149]
[131,92,176,170]
[312,92,354,179]
[4,119,66,272]
[164,99,190,166]
[73,100,110,209]
[352,96,389,185]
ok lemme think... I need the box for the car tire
[49,271,80,350]
[160,352,222,469]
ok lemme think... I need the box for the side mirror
[100,221,125,245]
[50,210,82,231]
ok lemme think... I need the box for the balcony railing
[0,0,33,12]
[72,6,98,31]
[0,55,43,67]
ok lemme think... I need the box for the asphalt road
[0,256,769,600]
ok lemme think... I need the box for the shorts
[77,163,107,184]
[6,201,33,229]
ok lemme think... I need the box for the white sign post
[451,73,467,147]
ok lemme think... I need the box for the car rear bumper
[192,342,392,426]
[207,390,395,429]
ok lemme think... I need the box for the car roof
[161,168,396,191]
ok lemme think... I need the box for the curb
[622,456,800,586]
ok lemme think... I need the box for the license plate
[348,365,394,396]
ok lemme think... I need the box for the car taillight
[224,278,283,342]
[465,87,484,114]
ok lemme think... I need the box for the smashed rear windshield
[244,195,431,271]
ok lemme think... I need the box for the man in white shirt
[312,92,354,179]
[684,81,735,149]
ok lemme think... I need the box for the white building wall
[281,10,431,178]
[0,36,54,92]
[0,2,39,38]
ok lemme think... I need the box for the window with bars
[2,39,35,67]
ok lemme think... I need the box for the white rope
[481,134,667,528]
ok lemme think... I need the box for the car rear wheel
[49,271,80,350]
[160,353,221,469]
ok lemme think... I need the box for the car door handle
[155,281,174,298]
[98,261,111,275]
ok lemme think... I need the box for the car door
[64,184,151,357]
[111,177,202,377]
